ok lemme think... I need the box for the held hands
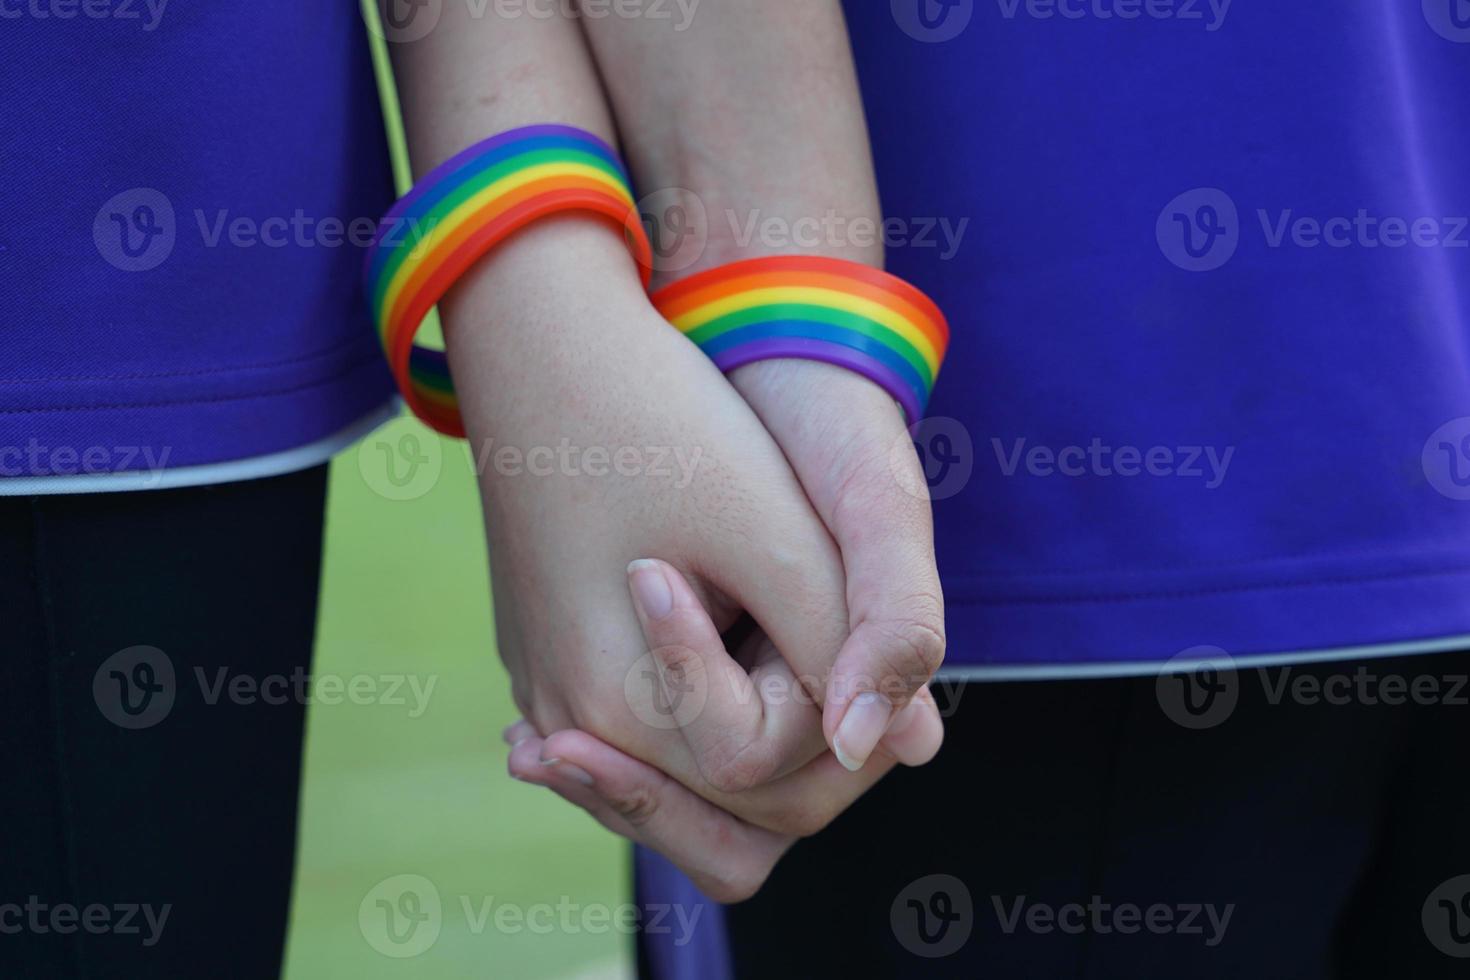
[449,221,945,900]
[505,558,939,902]
[383,0,943,900]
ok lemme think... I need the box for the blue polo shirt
[4,1,1468,673]
[0,1,396,490]
[848,0,1470,670]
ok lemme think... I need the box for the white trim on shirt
[0,402,398,496]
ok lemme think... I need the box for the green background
[282,436,627,980]
[281,7,627,977]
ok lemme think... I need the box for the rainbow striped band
[364,125,652,436]
[651,256,950,423]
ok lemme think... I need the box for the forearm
[581,4,944,764]
[389,2,614,176]
[384,1,643,368]
[577,0,883,285]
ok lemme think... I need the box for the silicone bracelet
[651,256,949,422]
[700,320,930,415]
[365,125,652,436]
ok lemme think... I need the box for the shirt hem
[0,401,398,495]
[937,632,1470,681]
[937,559,1470,673]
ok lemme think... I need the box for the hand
[729,358,948,772]
[503,559,942,902]
[444,220,942,826]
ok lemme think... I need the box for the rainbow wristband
[651,256,950,423]
[364,125,652,436]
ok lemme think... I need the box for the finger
[717,577,921,768]
[622,552,934,818]
[882,685,945,768]
[716,729,899,837]
[547,722,897,842]
[626,558,827,793]
[502,719,537,746]
[516,730,794,903]
[705,488,852,704]
[821,417,947,772]
[739,631,830,775]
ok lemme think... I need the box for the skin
[503,556,933,902]
[577,0,948,764]
[384,0,946,899]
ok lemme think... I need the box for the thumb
[626,558,827,793]
[821,424,947,772]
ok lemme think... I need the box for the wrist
[650,253,943,425]
[438,217,668,433]
[646,190,885,293]
[366,123,651,435]
[729,358,900,425]
[441,216,651,340]
[729,358,908,508]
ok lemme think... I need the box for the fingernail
[502,720,533,746]
[627,559,674,621]
[833,691,893,772]
[540,757,595,786]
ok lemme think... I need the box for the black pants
[725,655,1470,979]
[0,467,327,979]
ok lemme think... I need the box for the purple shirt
[849,0,1470,669]
[0,2,396,482]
